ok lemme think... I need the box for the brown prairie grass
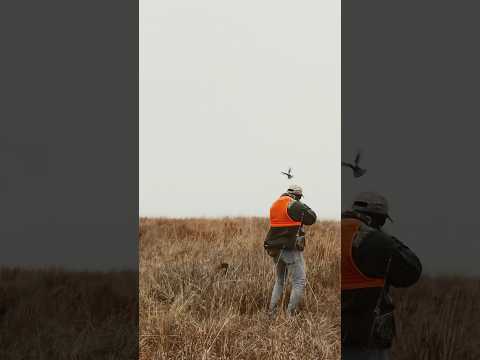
[140,217,340,360]
[0,268,138,360]
[392,276,480,360]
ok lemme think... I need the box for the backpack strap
[368,257,392,347]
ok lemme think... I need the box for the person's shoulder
[361,228,399,253]
[349,221,377,247]
[341,210,371,223]
[287,200,304,215]
[296,199,313,208]
[295,200,306,207]
[298,201,316,215]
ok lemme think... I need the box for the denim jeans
[269,249,306,316]
[342,347,390,360]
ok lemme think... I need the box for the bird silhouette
[281,167,293,179]
[342,150,367,178]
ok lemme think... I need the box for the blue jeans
[342,347,390,360]
[269,249,306,316]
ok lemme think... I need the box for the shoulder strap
[368,257,392,346]
[296,211,305,235]
[374,257,392,313]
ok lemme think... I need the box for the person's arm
[355,231,422,287]
[287,200,317,225]
[387,236,422,287]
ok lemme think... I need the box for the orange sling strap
[341,218,385,290]
[270,196,302,228]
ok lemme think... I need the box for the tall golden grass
[140,217,340,360]
[392,276,480,360]
[0,268,138,359]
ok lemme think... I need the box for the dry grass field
[392,276,480,360]
[0,268,138,360]
[1,219,476,359]
[140,217,340,360]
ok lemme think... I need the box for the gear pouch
[370,311,396,348]
[295,236,305,251]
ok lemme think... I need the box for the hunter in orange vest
[269,195,303,228]
[341,192,422,357]
[264,185,316,252]
[264,185,317,317]
[342,217,385,290]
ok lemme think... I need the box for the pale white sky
[140,0,340,219]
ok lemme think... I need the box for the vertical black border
[343,1,480,358]
[1,1,138,358]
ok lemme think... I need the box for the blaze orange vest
[341,218,385,290]
[270,196,302,228]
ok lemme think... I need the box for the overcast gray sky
[140,1,340,219]
[342,0,480,277]
[342,121,480,277]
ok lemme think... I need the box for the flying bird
[342,150,367,178]
[281,167,293,179]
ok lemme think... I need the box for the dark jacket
[264,193,317,251]
[341,210,422,349]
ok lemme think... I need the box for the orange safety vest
[270,196,302,228]
[341,218,385,290]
